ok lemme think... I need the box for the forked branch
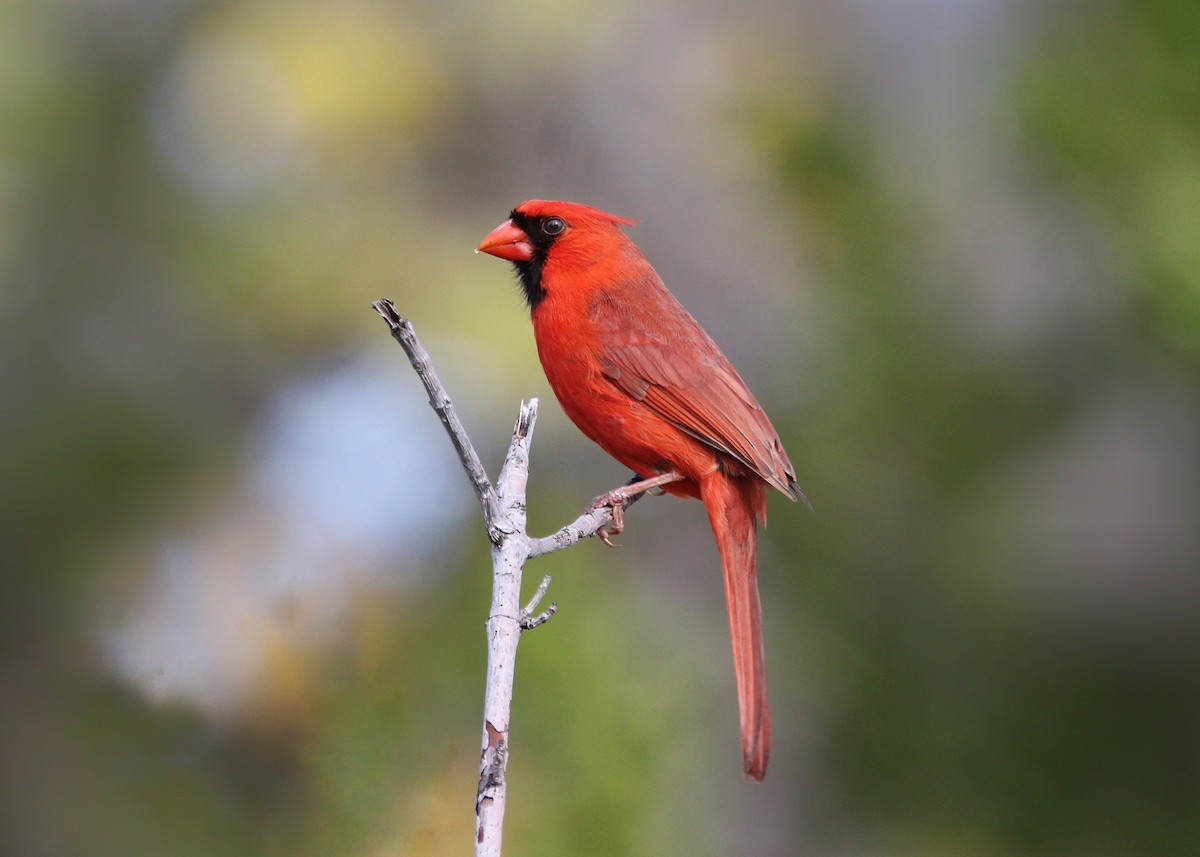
[372,300,653,856]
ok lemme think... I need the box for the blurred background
[2,0,1198,854]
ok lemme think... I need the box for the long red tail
[701,473,770,781]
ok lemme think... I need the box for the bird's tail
[701,473,770,781]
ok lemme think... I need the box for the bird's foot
[586,471,685,548]
[587,490,627,546]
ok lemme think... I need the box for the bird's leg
[593,473,645,545]
[588,471,685,546]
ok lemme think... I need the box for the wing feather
[593,290,802,501]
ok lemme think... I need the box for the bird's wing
[594,300,802,502]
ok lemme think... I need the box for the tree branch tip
[371,298,405,327]
[521,574,553,614]
[514,400,539,437]
[518,575,556,630]
[519,602,557,631]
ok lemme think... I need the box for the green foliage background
[1,1,1197,855]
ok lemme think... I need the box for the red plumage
[478,200,803,780]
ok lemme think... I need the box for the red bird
[478,200,804,781]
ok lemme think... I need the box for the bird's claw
[588,489,629,548]
[586,472,685,548]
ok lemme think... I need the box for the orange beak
[477,218,534,262]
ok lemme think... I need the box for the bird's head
[477,200,638,309]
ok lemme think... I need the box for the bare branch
[519,603,557,630]
[521,575,553,616]
[373,307,655,856]
[372,300,497,524]
[526,506,620,558]
[526,490,650,559]
[519,575,557,630]
[474,399,538,856]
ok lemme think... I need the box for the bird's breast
[531,303,714,494]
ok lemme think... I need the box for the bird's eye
[542,217,566,236]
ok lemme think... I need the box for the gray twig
[526,491,646,558]
[519,575,557,629]
[372,301,650,857]
[372,300,498,532]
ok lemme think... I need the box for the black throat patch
[508,211,563,311]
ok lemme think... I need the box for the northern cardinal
[478,200,804,781]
